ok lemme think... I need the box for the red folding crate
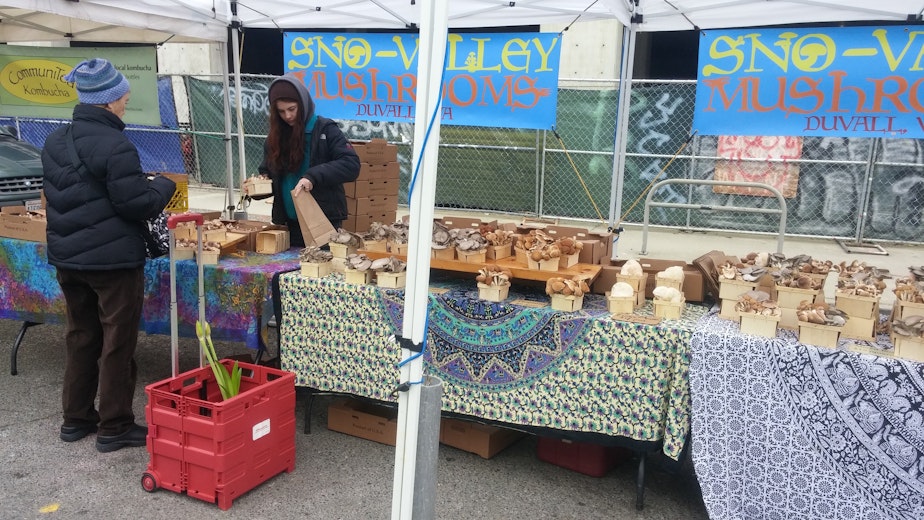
[536,437,632,477]
[142,360,296,510]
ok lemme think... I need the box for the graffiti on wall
[621,83,924,242]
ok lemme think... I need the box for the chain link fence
[4,74,923,244]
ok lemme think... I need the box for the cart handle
[166,212,204,229]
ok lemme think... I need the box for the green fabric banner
[0,44,159,126]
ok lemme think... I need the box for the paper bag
[291,189,336,247]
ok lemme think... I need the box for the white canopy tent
[2,1,921,518]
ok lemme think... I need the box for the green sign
[0,44,159,126]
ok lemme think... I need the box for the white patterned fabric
[690,312,924,520]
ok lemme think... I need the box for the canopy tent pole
[607,14,638,259]
[230,1,248,217]
[391,0,448,518]
[218,39,236,219]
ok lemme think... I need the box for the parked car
[0,125,43,208]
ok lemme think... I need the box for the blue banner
[283,32,561,129]
[693,25,924,139]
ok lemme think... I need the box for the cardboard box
[593,259,704,302]
[343,178,400,199]
[439,417,525,459]
[256,229,290,254]
[0,206,46,242]
[345,195,397,215]
[440,217,497,231]
[342,211,398,233]
[357,162,400,181]
[327,398,397,446]
[351,138,399,164]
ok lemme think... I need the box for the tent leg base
[835,239,888,256]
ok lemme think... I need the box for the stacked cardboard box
[344,139,400,232]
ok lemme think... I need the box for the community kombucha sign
[283,32,562,129]
[693,25,924,138]
[0,44,160,126]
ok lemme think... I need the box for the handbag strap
[63,125,88,175]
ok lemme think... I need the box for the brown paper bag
[291,189,336,247]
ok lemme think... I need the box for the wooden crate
[835,292,880,319]
[895,300,924,320]
[256,229,290,254]
[798,322,841,349]
[841,313,878,342]
[739,313,780,338]
[606,294,634,314]
[558,252,579,269]
[376,271,406,289]
[300,261,331,279]
[718,278,757,300]
[330,243,357,258]
[432,247,455,261]
[551,294,583,312]
[653,299,684,320]
[776,285,824,309]
[344,269,372,285]
[478,282,509,303]
[457,249,487,264]
[486,243,512,260]
[654,274,683,292]
[528,257,559,272]
[719,299,739,320]
[893,335,924,363]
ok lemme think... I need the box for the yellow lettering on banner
[702,36,746,76]
[287,36,313,69]
[0,59,76,104]
[392,35,419,70]
[343,38,372,69]
[502,38,530,72]
[530,36,559,72]
[872,29,924,72]
[790,34,836,73]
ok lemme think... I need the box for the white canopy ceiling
[216,1,922,32]
[1,1,919,46]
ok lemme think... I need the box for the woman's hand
[293,178,313,196]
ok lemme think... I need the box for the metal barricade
[640,179,787,254]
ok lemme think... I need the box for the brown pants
[56,266,144,436]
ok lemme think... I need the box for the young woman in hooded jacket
[256,74,360,247]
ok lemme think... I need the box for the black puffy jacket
[41,104,176,270]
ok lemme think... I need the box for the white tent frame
[3,1,921,518]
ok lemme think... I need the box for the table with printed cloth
[689,312,924,520]
[278,272,708,461]
[0,236,299,374]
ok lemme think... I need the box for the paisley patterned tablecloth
[278,272,708,460]
[0,236,298,349]
[690,311,924,520]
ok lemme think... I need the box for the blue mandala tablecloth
[278,272,708,460]
[0,236,298,350]
[690,311,924,520]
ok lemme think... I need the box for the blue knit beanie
[64,58,130,105]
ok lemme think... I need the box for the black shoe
[95,424,148,453]
[60,423,98,442]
